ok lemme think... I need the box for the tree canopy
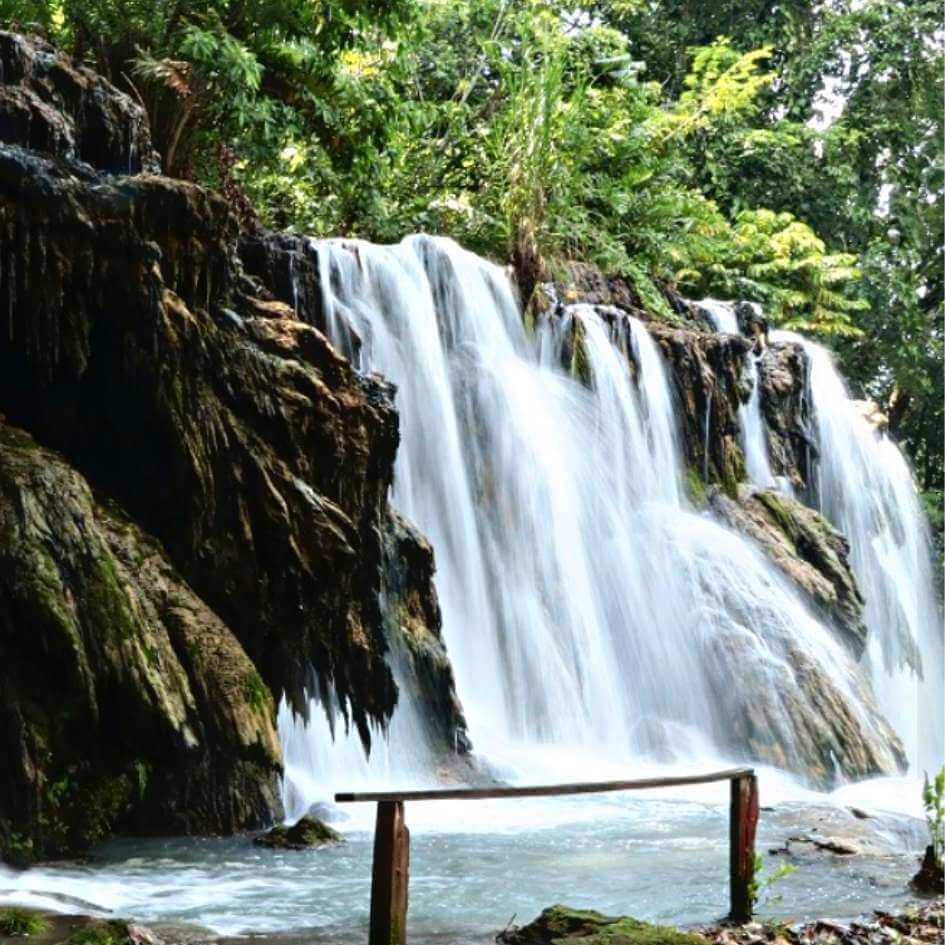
[4,0,943,511]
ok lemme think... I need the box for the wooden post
[369,800,410,945]
[729,773,759,923]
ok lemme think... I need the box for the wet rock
[0,33,465,861]
[785,835,860,855]
[704,625,905,786]
[0,32,160,174]
[497,906,708,945]
[240,232,323,328]
[735,302,767,348]
[0,143,398,741]
[382,512,470,752]
[647,323,751,498]
[708,486,867,657]
[759,342,814,492]
[253,815,343,850]
[0,424,282,863]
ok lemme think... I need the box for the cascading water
[697,297,941,773]
[770,330,944,773]
[281,235,904,818]
[740,357,779,490]
[698,299,779,491]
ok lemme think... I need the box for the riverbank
[498,902,943,945]
[2,899,941,945]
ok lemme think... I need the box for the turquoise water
[0,779,928,944]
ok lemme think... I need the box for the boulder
[708,485,867,657]
[253,815,343,850]
[497,906,707,945]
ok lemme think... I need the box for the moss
[0,425,44,453]
[29,549,83,651]
[2,831,36,868]
[67,921,131,945]
[242,670,270,713]
[570,317,592,387]
[754,489,798,540]
[85,552,138,642]
[523,284,554,336]
[76,773,136,848]
[41,768,138,852]
[501,906,708,945]
[685,466,707,506]
[721,449,743,501]
[0,908,49,936]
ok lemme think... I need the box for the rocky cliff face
[0,425,281,863]
[0,31,465,863]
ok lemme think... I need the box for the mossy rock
[253,815,343,850]
[66,921,131,945]
[498,906,708,945]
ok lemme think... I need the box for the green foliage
[749,851,799,910]
[67,922,130,945]
[923,768,945,867]
[1,0,939,491]
[0,908,49,936]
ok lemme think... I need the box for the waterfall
[697,298,740,335]
[741,357,779,490]
[698,299,779,491]
[771,330,944,773]
[275,234,906,816]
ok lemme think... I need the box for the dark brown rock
[647,323,751,497]
[0,424,282,863]
[0,33,466,861]
[758,340,814,492]
[0,31,160,174]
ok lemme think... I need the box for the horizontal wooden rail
[335,767,752,804]
[336,767,759,945]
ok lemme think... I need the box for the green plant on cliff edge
[0,908,49,936]
[922,768,945,867]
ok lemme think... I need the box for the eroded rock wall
[0,425,282,862]
[0,31,465,862]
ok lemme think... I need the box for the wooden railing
[336,766,759,945]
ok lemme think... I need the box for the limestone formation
[0,425,282,862]
[0,32,465,863]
